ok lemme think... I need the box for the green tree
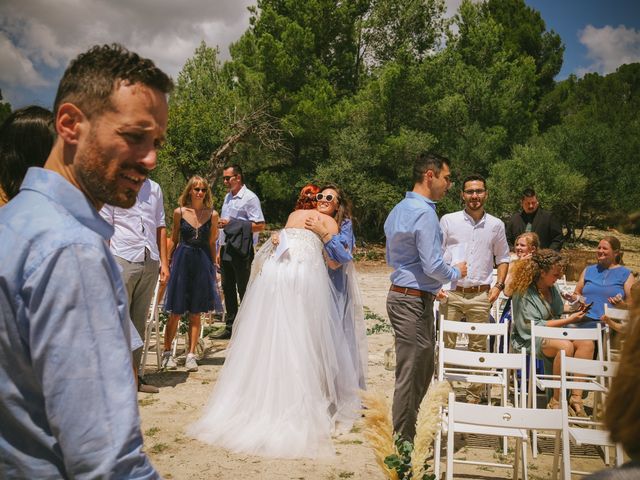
[487,142,587,223]
[0,90,11,124]
[361,0,447,66]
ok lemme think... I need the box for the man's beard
[75,132,145,208]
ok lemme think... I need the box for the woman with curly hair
[510,249,592,413]
[294,183,321,210]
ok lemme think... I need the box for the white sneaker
[161,351,177,370]
[185,353,198,372]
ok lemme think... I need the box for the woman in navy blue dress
[163,176,221,372]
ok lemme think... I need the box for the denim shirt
[0,168,158,479]
[384,192,460,294]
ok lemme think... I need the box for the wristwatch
[495,282,505,291]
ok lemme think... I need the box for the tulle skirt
[164,243,222,314]
[188,229,360,458]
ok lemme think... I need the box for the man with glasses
[0,44,168,478]
[384,152,466,441]
[440,174,510,403]
[505,187,564,251]
[212,164,265,339]
[100,178,169,393]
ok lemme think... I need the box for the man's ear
[56,103,86,145]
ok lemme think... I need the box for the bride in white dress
[187,207,361,458]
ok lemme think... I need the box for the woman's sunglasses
[316,193,337,203]
[193,187,206,193]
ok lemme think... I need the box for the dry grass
[360,391,398,480]
[411,381,452,480]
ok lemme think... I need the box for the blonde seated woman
[510,249,592,415]
[504,232,540,297]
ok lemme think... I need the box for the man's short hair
[412,152,450,184]
[53,44,173,119]
[224,164,243,182]
[521,187,536,198]
[462,174,486,191]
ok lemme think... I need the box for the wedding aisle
[138,263,608,479]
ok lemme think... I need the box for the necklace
[536,286,554,319]
[191,208,205,240]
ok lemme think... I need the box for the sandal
[569,395,588,418]
[546,397,561,410]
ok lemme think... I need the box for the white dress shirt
[219,184,265,246]
[100,179,166,262]
[440,209,510,288]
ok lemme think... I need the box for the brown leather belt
[390,285,429,297]
[455,284,491,293]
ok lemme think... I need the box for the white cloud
[0,0,255,105]
[576,24,640,76]
[0,31,48,87]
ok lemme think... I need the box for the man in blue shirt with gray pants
[0,44,171,478]
[384,152,467,441]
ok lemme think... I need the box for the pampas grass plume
[411,381,452,480]
[360,390,399,480]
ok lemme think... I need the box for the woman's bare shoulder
[285,209,317,228]
[320,213,338,233]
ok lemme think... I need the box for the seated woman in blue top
[574,236,634,329]
[510,249,591,415]
[273,184,367,389]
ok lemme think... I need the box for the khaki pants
[116,253,159,373]
[442,290,492,400]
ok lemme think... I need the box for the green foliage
[365,307,392,335]
[0,99,10,125]
[384,434,435,480]
[487,142,587,220]
[155,0,636,241]
[362,0,448,66]
[161,42,239,178]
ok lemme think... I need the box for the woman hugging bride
[188,184,363,458]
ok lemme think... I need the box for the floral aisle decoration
[361,381,452,480]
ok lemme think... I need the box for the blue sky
[527,0,640,78]
[1,0,639,109]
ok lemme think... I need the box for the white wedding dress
[188,229,360,458]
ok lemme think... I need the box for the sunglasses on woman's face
[316,193,337,202]
[193,187,206,193]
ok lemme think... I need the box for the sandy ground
[138,262,619,479]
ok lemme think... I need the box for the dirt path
[139,262,614,479]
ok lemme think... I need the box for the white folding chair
[603,304,628,361]
[437,320,521,404]
[444,391,570,480]
[435,318,510,391]
[559,350,623,476]
[529,323,603,456]
[434,343,527,478]
[139,279,163,375]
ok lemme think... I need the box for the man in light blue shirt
[384,152,467,441]
[0,44,172,478]
[213,163,265,339]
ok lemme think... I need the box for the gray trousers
[116,254,159,373]
[386,289,435,441]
